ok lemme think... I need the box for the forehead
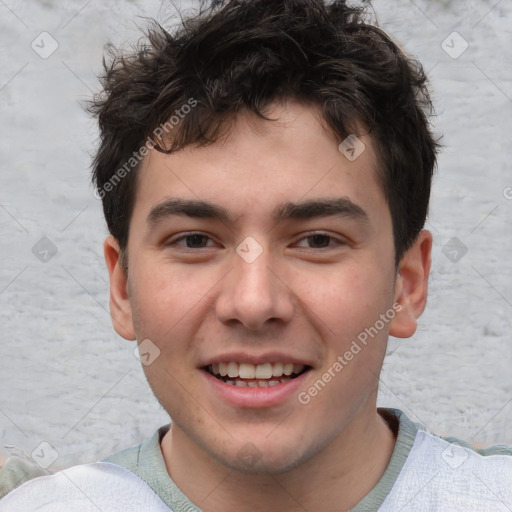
[132,101,387,226]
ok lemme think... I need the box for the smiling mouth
[204,362,311,387]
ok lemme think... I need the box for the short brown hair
[88,0,440,265]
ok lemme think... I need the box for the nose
[215,242,295,332]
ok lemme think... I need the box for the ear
[389,230,433,339]
[104,236,136,340]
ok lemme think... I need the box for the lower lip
[201,369,311,408]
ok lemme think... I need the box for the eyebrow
[146,197,369,225]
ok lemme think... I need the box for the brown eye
[183,234,209,248]
[306,234,332,248]
[167,233,214,249]
[295,232,344,249]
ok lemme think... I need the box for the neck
[161,405,397,512]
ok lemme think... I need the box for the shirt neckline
[133,407,422,512]
[349,408,423,511]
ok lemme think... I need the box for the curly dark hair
[88,0,440,266]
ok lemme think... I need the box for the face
[105,100,430,474]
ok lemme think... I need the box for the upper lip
[199,351,314,368]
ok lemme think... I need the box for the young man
[1,0,511,510]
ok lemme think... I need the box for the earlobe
[389,230,433,339]
[104,236,136,340]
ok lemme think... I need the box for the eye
[165,232,346,251]
[295,233,344,249]
[167,233,215,249]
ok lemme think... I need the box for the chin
[212,441,313,476]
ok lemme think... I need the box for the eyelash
[166,232,346,251]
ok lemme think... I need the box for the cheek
[129,262,202,336]
[300,261,393,341]
[129,263,220,381]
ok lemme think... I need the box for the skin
[105,100,432,512]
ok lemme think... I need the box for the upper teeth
[211,362,305,379]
